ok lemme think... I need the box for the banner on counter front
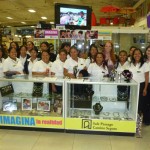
[0,115,64,128]
[65,118,136,133]
[44,30,59,39]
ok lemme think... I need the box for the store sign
[44,30,58,39]
[0,115,64,128]
[98,30,112,40]
[65,118,136,133]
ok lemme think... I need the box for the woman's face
[40,44,48,51]
[146,48,150,58]
[9,48,17,60]
[20,47,27,57]
[10,43,17,49]
[0,50,3,58]
[70,48,78,60]
[30,50,37,59]
[64,46,70,53]
[119,52,127,63]
[133,50,141,62]
[96,54,104,65]
[59,52,67,62]
[42,51,50,63]
[129,47,136,56]
[104,42,112,53]
[27,42,34,51]
[90,47,97,57]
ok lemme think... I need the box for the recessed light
[41,16,47,19]
[21,22,26,24]
[28,9,36,13]
[50,22,54,24]
[6,17,13,19]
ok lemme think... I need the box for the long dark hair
[144,45,150,61]
[131,48,144,68]
[88,44,98,61]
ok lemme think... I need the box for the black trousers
[142,83,150,124]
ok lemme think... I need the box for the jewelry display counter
[0,76,139,134]
[0,75,64,129]
[65,78,139,134]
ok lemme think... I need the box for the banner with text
[65,118,136,133]
[0,115,64,129]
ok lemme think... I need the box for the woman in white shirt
[24,48,38,75]
[116,50,130,101]
[19,45,30,67]
[64,45,87,96]
[129,48,149,121]
[116,50,129,74]
[88,52,108,79]
[0,47,5,77]
[32,50,52,76]
[143,45,150,125]
[3,47,23,75]
[85,44,98,68]
[51,49,67,93]
[64,45,86,78]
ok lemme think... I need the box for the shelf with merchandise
[0,75,65,129]
[65,78,139,133]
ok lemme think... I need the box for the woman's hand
[143,88,147,96]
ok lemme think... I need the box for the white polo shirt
[20,56,27,66]
[51,59,65,77]
[3,57,23,73]
[64,57,86,75]
[147,61,150,83]
[85,57,94,68]
[116,61,130,73]
[0,58,5,77]
[27,58,38,74]
[88,63,108,79]
[129,62,149,83]
[32,60,52,73]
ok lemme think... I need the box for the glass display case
[65,78,139,134]
[0,75,64,129]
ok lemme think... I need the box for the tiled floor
[0,126,150,150]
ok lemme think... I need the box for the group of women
[0,41,150,124]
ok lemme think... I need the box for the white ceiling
[0,0,139,27]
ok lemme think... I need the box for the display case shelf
[65,78,139,133]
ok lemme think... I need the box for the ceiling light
[41,17,47,19]
[21,22,26,24]
[50,22,54,24]
[28,9,36,13]
[6,17,13,19]
[7,26,11,27]
[30,26,35,28]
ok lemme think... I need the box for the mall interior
[0,0,150,150]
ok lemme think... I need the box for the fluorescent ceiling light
[21,22,26,24]
[6,17,13,19]
[28,9,36,13]
[30,26,35,28]
[41,16,47,19]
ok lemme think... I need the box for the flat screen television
[55,3,92,30]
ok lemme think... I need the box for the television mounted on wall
[55,3,92,30]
